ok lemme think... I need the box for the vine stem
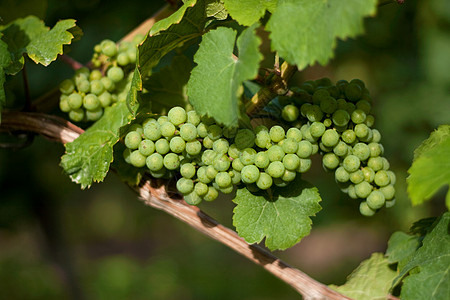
[0,110,353,300]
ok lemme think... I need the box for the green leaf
[232,177,322,251]
[60,101,133,189]
[149,0,197,35]
[385,231,420,270]
[187,25,262,127]
[407,125,450,209]
[330,253,397,300]
[206,0,228,20]
[111,143,144,187]
[223,0,277,26]
[266,0,377,70]
[396,212,450,299]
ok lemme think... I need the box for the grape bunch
[58,36,143,122]
[122,106,316,206]
[278,77,396,216]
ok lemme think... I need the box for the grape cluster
[58,36,143,122]
[122,106,316,205]
[279,78,396,216]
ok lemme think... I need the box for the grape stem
[1,110,355,300]
[59,54,85,70]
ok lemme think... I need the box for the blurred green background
[0,0,449,299]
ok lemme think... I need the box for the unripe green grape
[300,103,312,117]
[321,129,340,147]
[139,139,155,156]
[163,153,179,170]
[300,81,315,94]
[355,181,372,198]
[368,142,382,157]
[186,110,201,126]
[297,140,313,158]
[255,129,271,148]
[60,79,75,94]
[344,102,356,114]
[281,169,296,182]
[169,136,186,153]
[382,157,390,170]
[142,118,157,127]
[281,104,299,122]
[349,170,364,184]
[345,83,362,102]
[387,171,396,185]
[359,201,376,217]
[232,158,244,172]
[206,165,218,180]
[362,167,375,182]
[201,149,216,165]
[83,94,100,110]
[155,139,170,155]
[77,80,90,94]
[309,122,326,139]
[213,138,229,154]
[319,142,333,153]
[266,161,285,178]
[311,143,319,155]
[69,108,84,122]
[367,157,384,172]
[101,39,118,57]
[125,131,142,149]
[194,182,209,197]
[323,118,332,127]
[230,170,241,185]
[374,170,390,187]
[197,166,211,184]
[160,122,176,138]
[228,144,240,159]
[316,77,333,87]
[312,89,330,104]
[280,138,298,154]
[356,100,371,115]
[301,124,316,143]
[335,166,350,183]
[367,190,385,210]
[273,178,289,188]
[350,78,365,89]
[205,124,222,141]
[365,115,375,127]
[267,145,285,162]
[343,155,361,172]
[283,154,300,171]
[269,126,285,143]
[123,148,132,164]
[341,129,356,144]
[167,106,187,126]
[218,184,234,194]
[333,141,349,157]
[215,171,232,188]
[385,198,396,208]
[185,140,202,156]
[347,184,358,199]
[286,127,302,142]
[351,109,366,124]
[352,143,370,161]
[176,178,194,195]
[305,105,324,122]
[297,158,312,173]
[240,148,257,165]
[90,79,105,96]
[241,165,260,183]
[68,93,83,109]
[254,151,270,169]
[127,48,137,63]
[256,172,273,190]
[143,123,161,141]
[203,136,214,149]
[322,153,340,170]
[320,96,338,114]
[117,52,130,66]
[107,66,124,83]
[223,127,238,139]
[354,123,370,140]
[379,184,395,200]
[98,92,112,108]
[130,150,147,167]
[59,96,71,112]
[184,191,203,205]
[89,69,102,81]
[180,123,197,141]
[213,154,231,172]
[203,186,219,202]
[180,163,196,179]
[371,129,381,143]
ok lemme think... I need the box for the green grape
[336,98,348,110]
[300,124,316,143]
[367,190,385,210]
[160,122,176,138]
[205,165,218,180]
[368,142,382,157]
[143,122,161,141]
[240,148,257,165]
[350,78,365,89]
[187,110,201,126]
[347,184,358,199]
[374,170,390,187]
[281,104,299,122]
[385,198,396,208]
[213,154,231,172]
[100,77,114,92]
[267,145,285,162]
[281,169,296,182]
[367,157,384,171]
[232,158,244,172]
[123,148,132,164]
[201,149,216,165]
[312,89,330,104]
[305,105,324,122]
[213,138,229,154]
[203,136,214,149]
[167,106,187,126]
[355,181,372,198]
[201,116,215,125]
[281,138,298,154]
[269,126,285,143]
[163,153,179,170]
[382,157,390,170]
[203,186,219,202]
[205,125,222,141]
[176,178,194,195]
[352,143,370,161]
[300,103,312,117]
[117,52,130,66]
[155,139,170,155]
[286,127,302,142]
[68,93,83,109]
[379,185,395,200]
[283,153,300,171]
[344,102,356,114]
[345,83,362,102]
[125,131,142,149]
[333,141,349,157]
[298,158,312,173]
[356,100,371,115]
[387,171,396,185]
[223,127,238,139]
[371,129,381,143]
[142,117,157,126]
[241,165,260,184]
[90,79,105,95]
[320,96,337,114]
[234,129,255,149]
[359,201,376,217]
[349,170,364,184]
[266,161,285,178]
[321,129,340,147]
[59,79,75,94]
[129,150,146,167]
[354,123,370,140]
[322,153,340,170]
[149,168,167,178]
[185,191,203,205]
[218,184,234,194]
[343,155,360,172]
[197,166,211,184]
[297,140,313,158]
[256,172,273,190]
[157,116,169,125]
[169,136,186,153]
[319,142,333,153]
[365,115,375,127]
[215,172,232,188]
[180,123,197,141]
[316,77,332,87]
[107,66,124,83]
[309,122,326,139]
[254,151,270,169]
[255,128,271,148]
[311,143,319,155]
[139,139,155,156]
[362,166,375,182]
[335,166,350,183]
[69,108,84,122]
[300,81,315,94]
[86,108,102,122]
[89,70,102,81]
[185,140,202,156]
[230,170,241,185]
[341,129,356,144]
[101,39,118,57]
[83,94,100,110]
[59,96,71,113]
[98,92,112,107]
[323,118,332,127]
[228,144,240,159]
[194,182,209,197]
[180,163,196,179]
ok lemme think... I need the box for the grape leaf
[329,253,397,300]
[385,231,420,270]
[60,101,133,189]
[395,212,450,299]
[407,125,450,210]
[149,0,197,36]
[266,0,377,70]
[223,0,277,26]
[232,177,322,251]
[187,25,262,127]
[206,0,228,20]
[0,16,79,74]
